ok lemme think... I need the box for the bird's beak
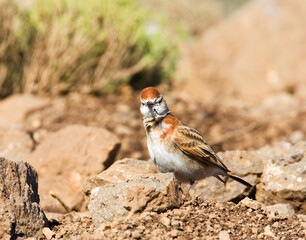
[147,101,154,107]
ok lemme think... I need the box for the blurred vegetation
[0,0,178,97]
[140,0,223,36]
[141,0,249,37]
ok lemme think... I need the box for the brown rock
[240,197,266,211]
[42,227,55,240]
[83,158,158,199]
[191,150,261,202]
[0,126,33,162]
[263,225,274,238]
[159,216,171,227]
[27,125,121,213]
[170,229,180,238]
[131,231,142,239]
[0,157,48,239]
[256,141,306,214]
[88,173,183,226]
[0,94,50,127]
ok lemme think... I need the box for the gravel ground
[48,198,306,240]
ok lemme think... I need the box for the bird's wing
[173,126,229,171]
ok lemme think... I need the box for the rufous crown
[140,87,161,100]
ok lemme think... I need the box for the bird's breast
[147,134,183,173]
[146,128,197,182]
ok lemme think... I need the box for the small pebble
[171,229,180,238]
[218,230,231,240]
[42,227,55,240]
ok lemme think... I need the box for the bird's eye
[155,96,163,104]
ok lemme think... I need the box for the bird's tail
[226,171,252,188]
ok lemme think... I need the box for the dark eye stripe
[155,96,163,103]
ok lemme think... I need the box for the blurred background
[0,0,305,160]
[1,0,250,97]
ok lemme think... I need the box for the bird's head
[140,87,169,120]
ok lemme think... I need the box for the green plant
[25,0,179,95]
[0,0,178,97]
[0,0,24,97]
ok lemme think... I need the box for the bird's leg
[187,179,195,192]
[185,180,195,198]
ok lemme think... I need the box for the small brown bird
[140,87,251,191]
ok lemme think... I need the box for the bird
[140,87,252,193]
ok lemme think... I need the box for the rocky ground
[48,198,306,240]
[0,91,305,239]
[0,0,306,239]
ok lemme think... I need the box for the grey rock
[88,173,183,226]
[256,141,306,214]
[0,157,48,239]
[266,204,295,218]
